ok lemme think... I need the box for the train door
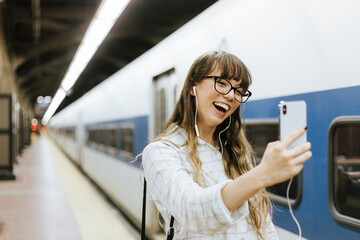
[152,68,177,139]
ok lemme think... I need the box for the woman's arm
[143,141,247,234]
[221,127,311,212]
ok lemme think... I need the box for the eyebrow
[227,82,242,90]
[230,79,242,88]
[218,75,243,88]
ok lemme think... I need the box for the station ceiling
[1,0,217,116]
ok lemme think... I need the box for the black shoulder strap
[142,180,175,240]
[141,179,147,240]
[166,215,175,240]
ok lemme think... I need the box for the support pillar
[0,3,16,180]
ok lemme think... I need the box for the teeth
[214,102,229,111]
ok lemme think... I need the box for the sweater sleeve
[142,141,249,234]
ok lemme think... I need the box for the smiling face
[191,67,241,132]
[169,51,252,142]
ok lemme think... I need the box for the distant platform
[0,134,137,240]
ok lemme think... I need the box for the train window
[246,119,302,207]
[108,128,117,149]
[246,122,278,164]
[65,127,75,140]
[120,127,134,157]
[153,88,166,136]
[88,129,97,144]
[174,85,178,106]
[97,129,106,146]
[153,68,176,138]
[160,89,166,131]
[328,117,360,228]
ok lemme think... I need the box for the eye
[235,89,244,95]
[242,90,250,97]
[216,78,228,86]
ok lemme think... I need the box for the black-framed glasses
[203,76,252,103]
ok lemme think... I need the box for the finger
[288,142,311,158]
[267,140,280,148]
[293,150,312,165]
[281,126,307,148]
[292,164,304,177]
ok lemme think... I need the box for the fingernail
[304,126,308,131]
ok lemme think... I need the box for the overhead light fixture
[61,0,130,92]
[42,88,66,125]
[42,0,130,125]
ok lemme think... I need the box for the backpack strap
[142,178,175,240]
[166,215,175,240]
[141,179,147,240]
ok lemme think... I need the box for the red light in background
[31,124,37,131]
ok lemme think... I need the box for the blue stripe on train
[85,115,148,169]
[245,85,360,239]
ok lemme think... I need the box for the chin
[212,117,228,127]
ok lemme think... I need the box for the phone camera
[282,105,287,115]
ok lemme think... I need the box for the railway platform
[0,134,137,240]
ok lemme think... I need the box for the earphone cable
[287,177,302,240]
[218,116,231,155]
[193,87,200,137]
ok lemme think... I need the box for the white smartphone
[279,100,307,149]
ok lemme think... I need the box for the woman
[143,51,311,239]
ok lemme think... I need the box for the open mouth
[213,102,229,113]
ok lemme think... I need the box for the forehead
[207,67,243,86]
[208,64,241,80]
[207,67,222,75]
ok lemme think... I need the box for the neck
[196,122,217,147]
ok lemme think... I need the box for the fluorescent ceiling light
[42,0,130,125]
[61,0,130,92]
[42,88,66,125]
[97,0,130,21]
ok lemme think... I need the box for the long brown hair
[157,51,272,239]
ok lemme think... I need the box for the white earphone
[193,86,200,137]
[219,115,231,154]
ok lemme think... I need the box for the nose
[224,89,236,101]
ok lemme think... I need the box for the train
[47,0,360,239]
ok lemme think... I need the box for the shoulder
[142,136,187,178]
[143,138,182,157]
[162,125,187,147]
[143,140,176,154]
[147,126,187,150]
[143,127,187,164]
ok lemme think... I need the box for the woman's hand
[221,127,311,212]
[258,127,312,187]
